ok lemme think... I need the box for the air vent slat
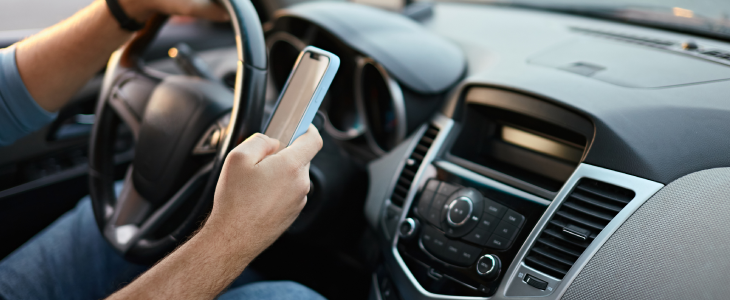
[536,238,582,257]
[570,192,623,213]
[575,183,633,204]
[555,211,605,231]
[531,247,577,266]
[542,228,592,249]
[524,256,569,278]
[401,168,416,180]
[388,125,440,206]
[415,144,430,153]
[426,128,439,137]
[397,177,412,187]
[524,178,635,279]
[562,202,614,222]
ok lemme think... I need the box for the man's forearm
[15,0,143,112]
[107,220,258,300]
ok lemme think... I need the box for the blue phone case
[264,46,340,146]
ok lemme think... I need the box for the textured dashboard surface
[562,168,730,300]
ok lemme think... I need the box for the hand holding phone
[264,46,340,151]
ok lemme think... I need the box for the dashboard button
[486,234,510,250]
[430,194,449,212]
[462,227,490,245]
[483,199,506,218]
[437,182,459,196]
[494,220,519,241]
[421,226,449,257]
[443,240,481,266]
[478,213,497,230]
[426,194,449,227]
[503,209,525,227]
[417,181,439,218]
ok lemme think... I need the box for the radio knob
[446,197,474,227]
[476,254,501,279]
[399,218,420,240]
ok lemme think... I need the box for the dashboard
[270,1,730,300]
[3,0,730,298]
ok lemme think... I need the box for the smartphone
[263,46,340,151]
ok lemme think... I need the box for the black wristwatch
[105,0,145,31]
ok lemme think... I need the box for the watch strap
[105,0,145,31]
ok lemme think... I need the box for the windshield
[477,0,730,40]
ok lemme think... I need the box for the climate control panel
[397,177,541,296]
[416,180,525,252]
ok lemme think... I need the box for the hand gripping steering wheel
[88,0,267,264]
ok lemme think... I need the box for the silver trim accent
[356,57,408,156]
[446,197,474,227]
[476,255,497,276]
[401,218,418,238]
[192,113,231,155]
[561,227,588,240]
[434,160,551,207]
[499,163,664,299]
[372,273,384,300]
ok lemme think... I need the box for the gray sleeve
[0,45,57,147]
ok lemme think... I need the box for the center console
[397,175,547,296]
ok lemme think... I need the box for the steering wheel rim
[88,0,268,264]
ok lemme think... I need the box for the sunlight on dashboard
[673,7,694,18]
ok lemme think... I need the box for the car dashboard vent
[390,125,439,206]
[524,178,636,279]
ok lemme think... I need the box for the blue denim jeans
[0,194,325,300]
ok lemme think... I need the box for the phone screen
[264,52,330,148]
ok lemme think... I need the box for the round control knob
[446,197,474,227]
[476,254,501,278]
[399,218,420,240]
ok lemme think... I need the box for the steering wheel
[88,0,267,264]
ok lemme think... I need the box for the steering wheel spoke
[106,72,160,140]
[104,163,214,252]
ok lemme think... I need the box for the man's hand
[205,125,324,255]
[107,126,323,300]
